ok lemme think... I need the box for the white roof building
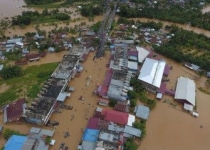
[175,77,196,106]
[127,61,138,70]
[138,58,166,88]
[136,46,150,63]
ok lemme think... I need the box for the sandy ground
[139,53,210,150]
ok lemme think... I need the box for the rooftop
[24,78,66,124]
[4,135,27,150]
[134,105,150,120]
[51,54,80,79]
[138,58,166,88]
[83,129,99,142]
[5,98,25,122]
[101,109,129,125]
[124,125,141,137]
[175,77,196,106]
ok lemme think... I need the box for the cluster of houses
[97,31,198,116]
[78,102,151,150]
[2,29,99,125]
[4,127,55,150]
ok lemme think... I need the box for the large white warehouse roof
[138,58,166,88]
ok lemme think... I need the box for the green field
[0,63,58,106]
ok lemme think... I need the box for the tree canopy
[0,65,23,79]
[3,128,25,140]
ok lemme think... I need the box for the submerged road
[96,3,116,58]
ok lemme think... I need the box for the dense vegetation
[12,9,70,25]
[153,25,210,70]
[3,128,25,140]
[118,1,210,31]
[128,78,156,109]
[25,0,62,5]
[0,65,23,79]
[80,5,103,17]
[124,138,138,150]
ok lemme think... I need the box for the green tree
[124,138,138,150]
[45,136,51,145]
[3,128,24,140]
[0,65,23,79]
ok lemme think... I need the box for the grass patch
[0,63,58,106]
[32,19,60,24]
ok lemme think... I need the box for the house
[82,129,99,150]
[4,135,27,150]
[7,38,22,44]
[25,54,40,61]
[207,72,210,78]
[87,117,100,129]
[26,127,55,150]
[123,125,141,138]
[48,47,55,52]
[114,102,129,113]
[136,46,150,63]
[127,61,138,72]
[134,105,150,120]
[0,64,3,71]
[4,98,26,123]
[174,77,196,106]
[138,58,166,93]
[101,109,129,125]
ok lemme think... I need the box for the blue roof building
[4,135,27,150]
[82,129,99,142]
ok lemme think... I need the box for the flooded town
[0,0,210,150]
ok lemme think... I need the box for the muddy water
[130,17,210,37]
[0,0,31,20]
[23,51,68,69]
[4,15,103,37]
[139,51,210,150]
[49,52,110,150]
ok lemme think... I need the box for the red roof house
[5,99,25,122]
[87,117,100,129]
[101,109,128,125]
[114,102,129,113]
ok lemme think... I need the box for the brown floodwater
[131,17,210,37]
[139,51,210,150]
[0,0,31,20]
[4,15,103,37]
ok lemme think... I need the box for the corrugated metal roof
[124,125,141,137]
[4,135,27,150]
[135,105,150,120]
[83,129,99,142]
[82,141,96,150]
[128,61,138,70]
[138,58,166,88]
[175,77,196,106]
[136,46,150,63]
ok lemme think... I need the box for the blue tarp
[5,135,27,150]
[82,129,99,142]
